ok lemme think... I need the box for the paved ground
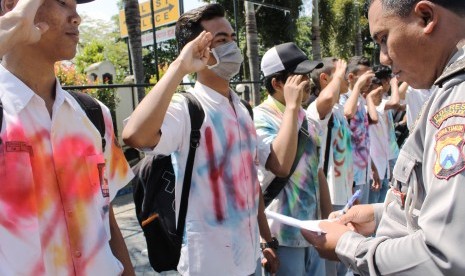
[113,192,178,276]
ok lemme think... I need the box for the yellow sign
[119,0,180,38]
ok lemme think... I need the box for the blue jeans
[368,178,389,204]
[263,246,325,276]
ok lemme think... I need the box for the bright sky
[77,0,204,22]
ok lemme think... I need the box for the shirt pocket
[86,154,111,239]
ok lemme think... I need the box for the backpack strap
[176,92,205,236]
[68,91,106,153]
[263,117,309,206]
[323,114,334,176]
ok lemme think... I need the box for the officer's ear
[1,0,17,13]
[414,1,437,34]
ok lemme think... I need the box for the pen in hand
[339,189,362,217]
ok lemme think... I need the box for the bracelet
[260,237,279,250]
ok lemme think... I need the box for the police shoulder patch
[430,103,465,128]
[434,124,465,179]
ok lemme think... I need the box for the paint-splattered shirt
[340,91,371,185]
[147,82,260,276]
[307,101,354,206]
[254,96,321,247]
[0,64,133,275]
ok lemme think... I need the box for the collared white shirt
[0,64,133,275]
[147,82,260,276]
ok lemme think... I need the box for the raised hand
[354,70,375,93]
[176,31,212,75]
[283,74,308,108]
[333,59,347,81]
[0,0,49,56]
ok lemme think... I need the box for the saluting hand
[0,0,49,56]
[176,31,212,75]
[333,59,347,81]
[283,74,308,108]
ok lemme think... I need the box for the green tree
[123,0,145,102]
[295,16,312,58]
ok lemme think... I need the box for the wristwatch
[260,237,279,250]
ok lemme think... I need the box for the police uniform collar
[435,46,465,87]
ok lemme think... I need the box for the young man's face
[349,65,371,91]
[368,0,435,89]
[201,16,237,66]
[31,0,81,61]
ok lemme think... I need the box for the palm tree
[123,0,145,102]
[311,0,321,60]
[244,1,261,106]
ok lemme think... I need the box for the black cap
[261,42,323,77]
[77,0,94,4]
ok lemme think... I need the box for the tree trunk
[245,1,261,107]
[354,0,363,56]
[311,0,321,60]
[124,0,145,102]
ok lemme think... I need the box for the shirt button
[74,251,82,258]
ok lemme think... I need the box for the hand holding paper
[265,210,326,233]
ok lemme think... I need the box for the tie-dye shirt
[369,101,390,179]
[307,101,354,205]
[0,65,133,275]
[147,82,260,276]
[340,91,370,185]
[254,96,321,247]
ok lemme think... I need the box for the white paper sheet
[265,210,326,233]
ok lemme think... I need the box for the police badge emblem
[434,124,465,179]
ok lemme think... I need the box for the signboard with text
[119,0,179,38]
[141,26,176,47]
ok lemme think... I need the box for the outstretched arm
[122,31,212,148]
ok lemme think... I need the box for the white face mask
[207,41,244,80]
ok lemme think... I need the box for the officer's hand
[261,248,279,274]
[338,204,376,236]
[283,74,308,108]
[176,31,212,75]
[301,221,350,261]
[0,0,48,56]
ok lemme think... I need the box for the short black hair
[373,65,392,81]
[310,57,338,97]
[347,56,371,76]
[175,4,225,53]
[264,71,289,95]
[369,0,465,17]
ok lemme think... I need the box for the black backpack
[131,92,204,272]
[0,91,105,152]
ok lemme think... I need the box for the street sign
[119,0,180,38]
[141,26,176,47]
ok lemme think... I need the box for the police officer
[301,0,465,275]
